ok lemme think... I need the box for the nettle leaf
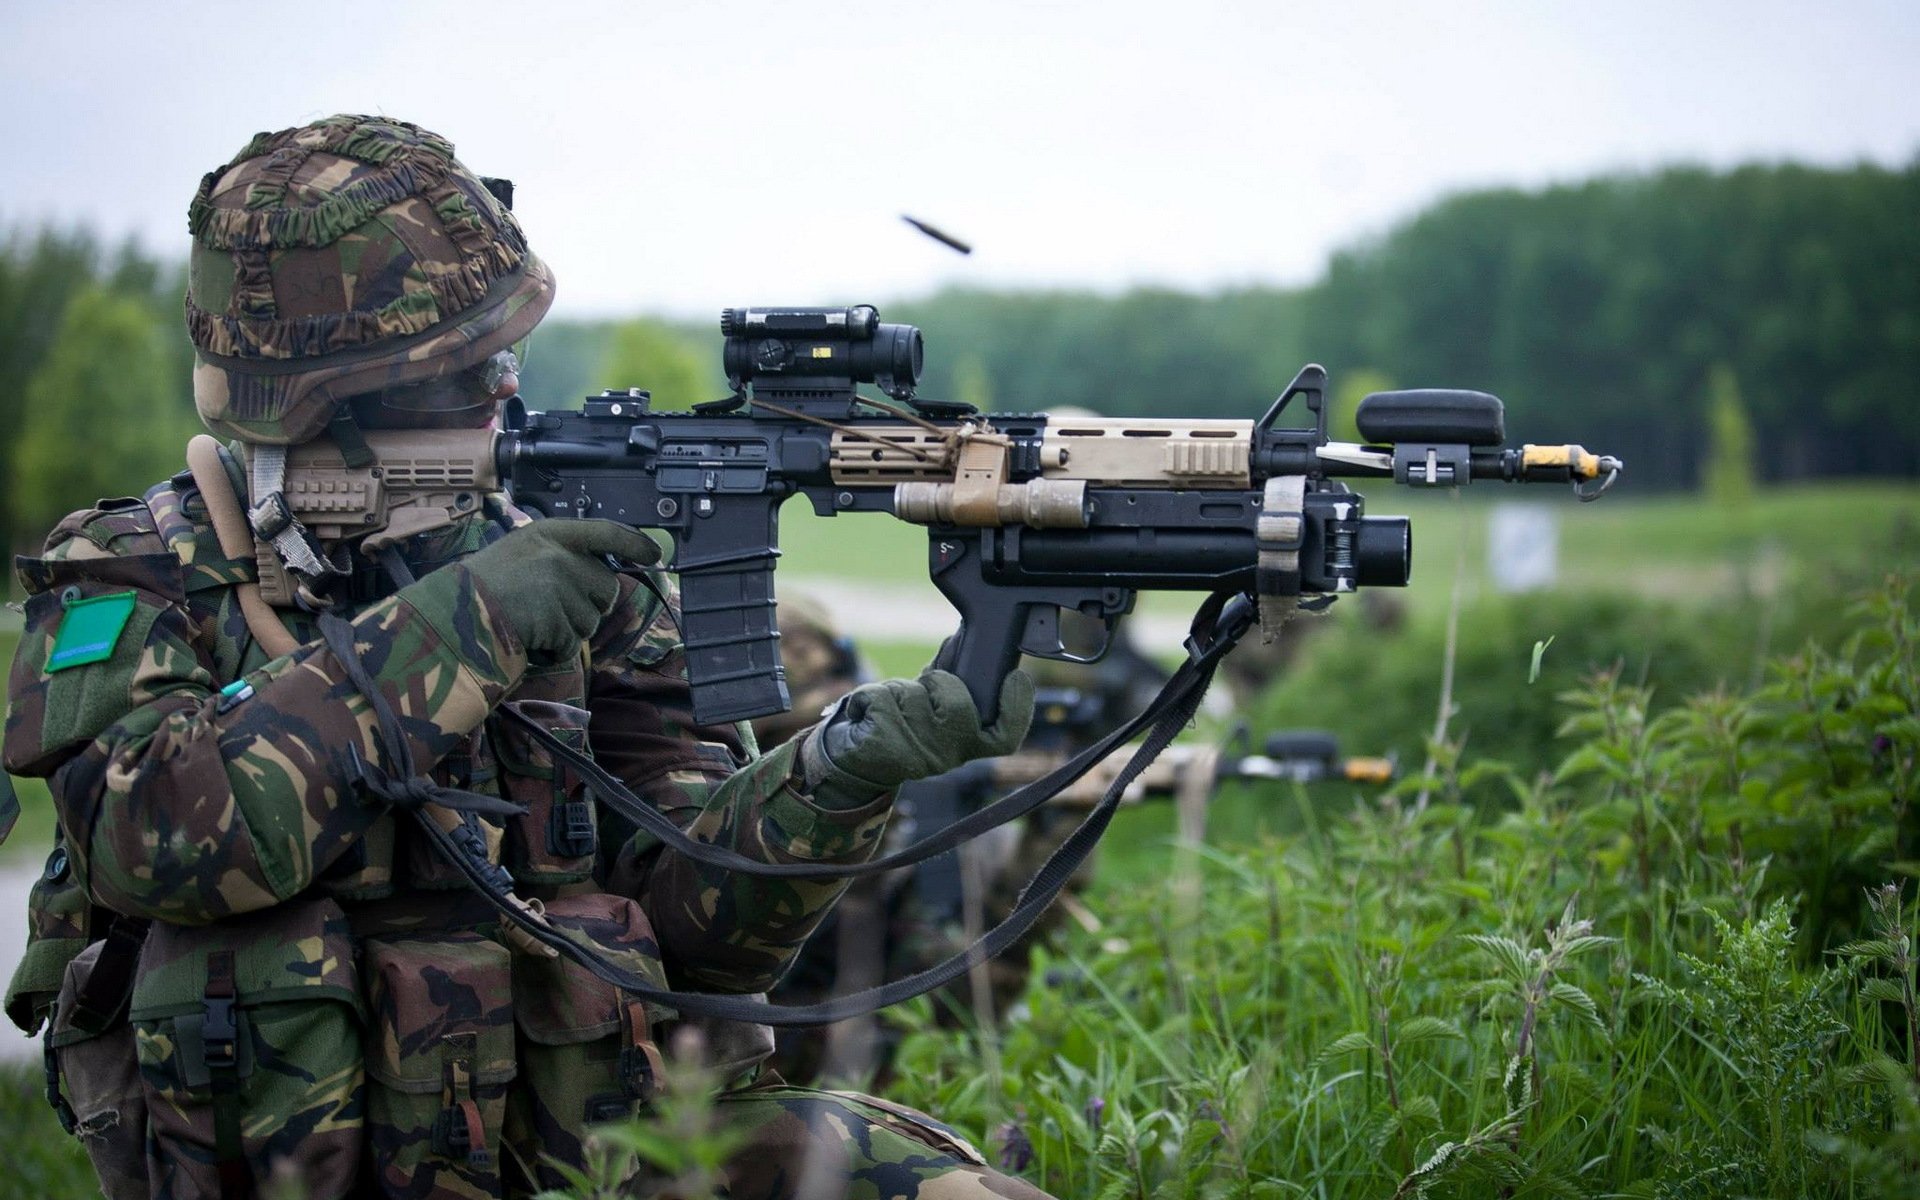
[1314,1031,1377,1067]
[1401,1094,1443,1128]
[1556,934,1618,961]
[1548,981,1610,1033]
[1503,1054,1535,1112]
[1857,977,1909,1006]
[1395,1016,1468,1045]
[1464,934,1536,982]
[1833,937,1899,961]
[1839,1053,1909,1089]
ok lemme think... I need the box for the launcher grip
[672,509,790,727]
[926,530,1130,724]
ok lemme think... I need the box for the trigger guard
[1018,607,1113,665]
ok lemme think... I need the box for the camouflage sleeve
[588,573,889,993]
[4,545,528,925]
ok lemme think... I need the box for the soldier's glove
[453,519,661,658]
[799,669,1036,810]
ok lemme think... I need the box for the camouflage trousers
[645,1085,1054,1200]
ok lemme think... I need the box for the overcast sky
[3,0,1915,320]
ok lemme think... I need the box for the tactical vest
[9,473,682,1200]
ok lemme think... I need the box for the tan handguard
[839,416,1258,530]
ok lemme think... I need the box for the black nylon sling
[318,592,1254,1027]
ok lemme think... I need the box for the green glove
[799,668,1036,810]
[451,519,661,657]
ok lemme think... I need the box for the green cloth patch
[47,591,138,672]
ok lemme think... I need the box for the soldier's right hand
[454,519,662,656]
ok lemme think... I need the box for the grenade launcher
[268,304,1622,727]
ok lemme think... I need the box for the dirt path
[0,859,39,1060]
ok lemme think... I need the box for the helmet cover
[186,114,554,443]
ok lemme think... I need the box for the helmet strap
[326,408,376,469]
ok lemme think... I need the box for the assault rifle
[485,305,1620,725]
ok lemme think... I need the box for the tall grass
[886,577,1920,1197]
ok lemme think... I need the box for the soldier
[4,115,1049,1199]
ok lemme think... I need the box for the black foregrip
[928,536,1029,723]
[931,596,1027,724]
[675,542,790,728]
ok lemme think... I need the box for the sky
[2,0,1915,320]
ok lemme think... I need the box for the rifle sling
[320,594,1251,1026]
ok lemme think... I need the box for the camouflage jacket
[5,463,892,1198]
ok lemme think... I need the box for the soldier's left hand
[799,669,1035,810]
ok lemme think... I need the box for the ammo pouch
[48,940,147,1200]
[492,698,598,884]
[503,893,667,1192]
[364,930,516,1199]
[130,897,364,1200]
[4,842,91,1034]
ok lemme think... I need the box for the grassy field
[882,576,1920,1198]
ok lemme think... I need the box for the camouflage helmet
[186,114,555,444]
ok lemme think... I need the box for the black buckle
[201,995,238,1069]
[248,491,294,540]
[433,1106,471,1158]
[548,798,596,858]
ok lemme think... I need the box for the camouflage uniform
[6,114,1049,1200]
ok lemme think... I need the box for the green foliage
[1703,364,1758,511]
[1331,366,1394,444]
[0,229,190,555]
[0,1063,96,1199]
[12,287,199,545]
[598,318,709,412]
[886,574,1920,1198]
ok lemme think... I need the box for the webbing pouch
[503,893,667,1192]
[130,897,364,1200]
[5,841,92,1033]
[364,931,515,1199]
[490,688,597,885]
[48,940,148,1200]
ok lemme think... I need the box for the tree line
[3,156,1912,555]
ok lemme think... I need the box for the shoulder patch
[47,591,138,672]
